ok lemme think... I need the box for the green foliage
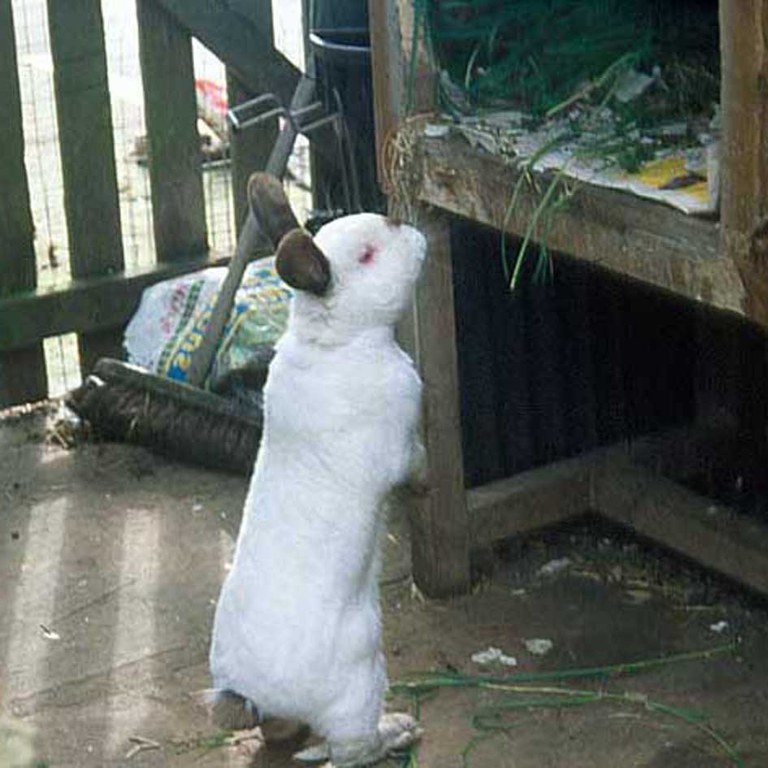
[420,0,719,121]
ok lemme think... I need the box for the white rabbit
[208,204,426,766]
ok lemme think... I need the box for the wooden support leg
[408,207,471,597]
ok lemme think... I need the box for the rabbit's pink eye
[358,247,376,265]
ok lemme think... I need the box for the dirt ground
[1,405,768,767]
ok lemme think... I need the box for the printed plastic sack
[124,256,290,386]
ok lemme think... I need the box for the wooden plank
[47,0,126,372]
[137,0,208,263]
[152,0,299,108]
[412,132,746,318]
[369,0,405,188]
[408,207,471,597]
[369,0,436,194]
[0,253,220,352]
[464,431,768,596]
[467,455,591,548]
[0,0,47,405]
[47,0,124,279]
[594,458,768,596]
[719,0,768,326]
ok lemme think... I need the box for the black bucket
[308,5,381,212]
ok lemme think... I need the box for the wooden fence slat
[0,0,47,405]
[47,0,126,369]
[137,0,208,263]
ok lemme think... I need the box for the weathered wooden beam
[719,0,768,327]
[464,429,768,597]
[0,0,47,405]
[414,132,745,318]
[407,208,471,597]
[0,254,221,353]
[594,458,768,597]
[152,0,299,108]
[468,455,591,548]
[47,0,126,368]
[137,0,208,264]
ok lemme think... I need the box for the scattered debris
[471,646,518,667]
[39,624,60,641]
[424,123,450,139]
[48,402,90,449]
[537,557,572,578]
[410,582,426,604]
[125,735,161,759]
[624,588,653,605]
[524,638,554,657]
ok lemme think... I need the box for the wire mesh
[10,0,310,400]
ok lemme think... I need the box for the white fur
[209,213,425,752]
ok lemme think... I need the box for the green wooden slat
[0,0,47,405]
[47,0,124,280]
[47,0,126,372]
[137,0,208,263]
[0,253,222,353]
[0,0,35,296]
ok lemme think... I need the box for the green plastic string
[392,643,744,768]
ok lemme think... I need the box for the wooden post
[719,0,768,324]
[369,0,435,186]
[0,0,47,405]
[408,208,471,596]
[137,0,208,263]
[370,0,469,594]
[47,0,126,372]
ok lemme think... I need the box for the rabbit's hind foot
[294,712,422,767]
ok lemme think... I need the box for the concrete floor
[2,406,768,767]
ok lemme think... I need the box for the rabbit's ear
[247,172,300,247]
[276,229,331,296]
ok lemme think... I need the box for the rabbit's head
[247,173,426,345]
